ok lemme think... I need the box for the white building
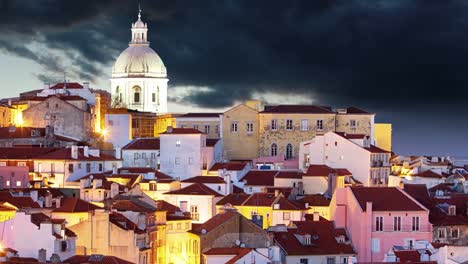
[122,138,160,168]
[299,131,391,187]
[163,183,223,223]
[111,9,168,113]
[33,146,122,187]
[160,127,215,180]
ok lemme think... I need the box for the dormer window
[336,235,345,243]
[448,205,456,216]
[304,234,311,245]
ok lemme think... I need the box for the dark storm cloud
[1,0,468,110]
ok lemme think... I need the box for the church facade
[111,11,168,113]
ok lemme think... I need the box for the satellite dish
[235,240,241,246]
[201,229,207,234]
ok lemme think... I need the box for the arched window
[285,143,293,160]
[132,85,141,103]
[271,143,278,157]
[157,86,160,105]
[115,86,122,102]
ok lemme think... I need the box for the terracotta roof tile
[0,127,45,139]
[35,148,120,161]
[363,145,391,153]
[178,112,220,118]
[112,199,156,213]
[273,220,355,255]
[275,171,303,179]
[54,198,102,213]
[261,105,334,114]
[412,170,444,179]
[109,212,145,234]
[190,211,237,235]
[241,170,277,186]
[242,193,277,206]
[297,194,331,206]
[305,165,351,177]
[181,176,226,184]
[50,82,84,89]
[394,250,421,262]
[64,255,135,264]
[0,147,58,159]
[350,187,426,211]
[209,162,248,172]
[160,128,204,134]
[122,138,160,150]
[217,193,251,206]
[0,191,40,208]
[164,183,222,196]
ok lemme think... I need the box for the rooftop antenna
[138,2,142,20]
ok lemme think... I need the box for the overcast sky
[0,0,467,157]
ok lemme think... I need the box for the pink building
[0,166,29,188]
[331,187,432,262]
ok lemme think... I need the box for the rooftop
[122,138,160,150]
[350,187,426,212]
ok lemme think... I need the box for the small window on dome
[132,85,141,104]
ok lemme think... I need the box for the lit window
[5,180,10,186]
[176,140,181,147]
[316,120,323,131]
[16,181,21,187]
[190,206,199,221]
[286,119,293,131]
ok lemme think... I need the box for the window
[300,258,308,264]
[217,186,221,191]
[375,216,383,232]
[246,122,253,134]
[406,239,414,249]
[326,257,336,264]
[17,162,26,166]
[176,140,181,147]
[175,158,180,165]
[350,119,357,129]
[16,181,21,187]
[51,163,55,173]
[177,223,181,230]
[204,125,210,134]
[152,93,156,102]
[371,238,380,252]
[149,183,156,191]
[300,119,309,131]
[271,143,278,156]
[156,87,160,105]
[285,143,293,160]
[167,224,173,230]
[0,162,5,166]
[5,180,9,187]
[179,201,188,212]
[271,119,278,131]
[316,119,324,130]
[283,212,290,220]
[190,205,199,221]
[151,153,156,159]
[86,163,91,173]
[188,157,193,165]
[98,163,103,172]
[448,205,456,216]
[193,124,199,131]
[215,125,219,135]
[55,103,59,109]
[68,164,74,173]
[134,153,139,160]
[286,119,293,131]
[78,163,82,169]
[412,216,420,231]
[132,86,141,103]
[231,122,238,132]
[142,153,146,159]
[341,257,348,264]
[438,228,446,238]
[449,228,459,238]
[394,216,402,231]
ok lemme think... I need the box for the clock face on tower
[111,9,168,114]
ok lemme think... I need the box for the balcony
[371,161,390,167]
[372,224,431,233]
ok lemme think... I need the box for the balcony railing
[372,224,431,233]
[371,161,390,167]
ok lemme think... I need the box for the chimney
[167,126,173,133]
[30,190,38,202]
[50,254,61,263]
[55,198,61,209]
[38,249,47,263]
[83,146,89,157]
[71,146,78,159]
[115,147,121,159]
[313,212,320,222]
[110,183,119,198]
[274,189,280,197]
[112,166,118,174]
[44,193,52,208]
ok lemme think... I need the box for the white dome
[112,45,167,78]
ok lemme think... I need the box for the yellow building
[166,215,200,264]
[216,193,306,229]
[155,113,221,139]
[222,104,259,160]
[374,123,392,152]
[258,105,336,159]
[335,107,375,136]
[0,203,17,223]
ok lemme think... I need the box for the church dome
[111,9,167,78]
[112,45,167,78]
